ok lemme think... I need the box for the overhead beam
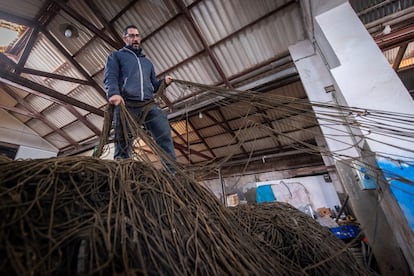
[172,0,232,88]
[84,0,123,44]
[1,83,79,145]
[20,67,92,85]
[41,27,107,98]
[392,43,408,71]
[64,104,101,136]
[375,23,414,51]
[0,68,104,116]
[217,109,248,155]
[15,27,40,74]
[170,126,192,162]
[53,0,123,49]
[0,10,37,26]
[0,103,38,118]
[173,141,212,160]
[187,118,216,158]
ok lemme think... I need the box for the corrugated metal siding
[93,71,106,92]
[25,94,54,113]
[400,41,414,68]
[383,41,414,68]
[198,124,227,137]
[8,86,29,98]
[25,33,66,73]
[47,12,95,56]
[0,0,45,20]
[41,104,77,128]
[212,143,242,156]
[85,113,104,130]
[112,0,179,37]
[74,40,113,76]
[44,132,71,148]
[26,119,54,136]
[277,126,320,147]
[191,0,293,44]
[1,0,321,157]
[68,0,104,30]
[63,121,95,141]
[93,0,130,22]
[243,136,280,152]
[213,7,304,77]
[383,47,397,64]
[144,17,204,73]
[69,85,107,109]
[166,55,221,101]
[0,90,17,106]
[350,0,414,24]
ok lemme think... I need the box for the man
[104,24,176,171]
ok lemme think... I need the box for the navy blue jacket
[104,46,162,101]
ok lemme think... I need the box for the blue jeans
[113,103,176,172]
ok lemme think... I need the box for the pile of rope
[0,156,368,275]
[230,203,366,275]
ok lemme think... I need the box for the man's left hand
[165,75,173,85]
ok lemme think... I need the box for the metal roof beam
[187,118,216,158]
[84,0,123,45]
[41,27,107,99]
[172,0,232,88]
[53,0,123,50]
[0,68,104,116]
[20,67,92,85]
[0,10,37,26]
[0,83,79,146]
[64,104,101,136]
[0,103,38,118]
[393,43,409,71]
[173,141,212,160]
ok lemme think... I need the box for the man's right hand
[108,95,124,106]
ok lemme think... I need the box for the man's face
[123,28,141,49]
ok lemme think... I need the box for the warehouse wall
[203,170,340,212]
[0,110,58,159]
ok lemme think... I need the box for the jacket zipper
[124,48,144,101]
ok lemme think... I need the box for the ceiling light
[382,25,391,35]
[64,27,73,38]
[59,24,79,38]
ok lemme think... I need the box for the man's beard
[132,43,140,49]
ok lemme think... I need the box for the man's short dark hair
[123,25,138,36]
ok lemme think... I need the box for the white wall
[256,175,341,211]
[202,169,341,212]
[15,145,57,159]
[0,110,58,158]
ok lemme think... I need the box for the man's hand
[108,95,124,106]
[165,75,173,85]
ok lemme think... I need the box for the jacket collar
[122,45,145,57]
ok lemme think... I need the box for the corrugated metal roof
[74,39,112,76]
[26,119,53,137]
[44,132,70,149]
[24,94,54,113]
[350,0,414,24]
[112,0,179,37]
[41,104,77,129]
[1,0,410,170]
[0,0,45,21]
[63,120,95,141]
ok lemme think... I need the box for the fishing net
[4,79,408,275]
[0,156,368,275]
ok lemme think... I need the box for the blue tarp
[256,184,276,203]
[377,158,414,231]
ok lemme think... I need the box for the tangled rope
[0,156,369,275]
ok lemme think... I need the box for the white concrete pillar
[289,40,360,160]
[315,2,414,160]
